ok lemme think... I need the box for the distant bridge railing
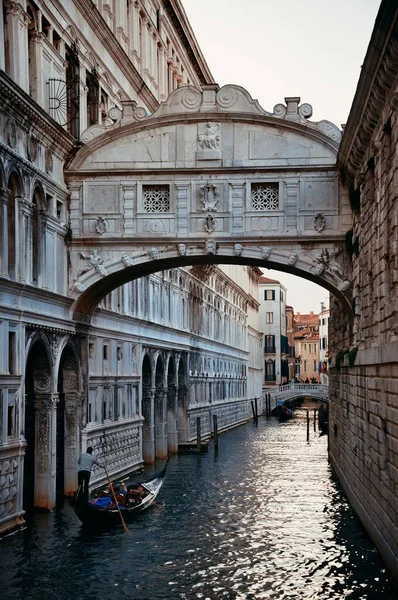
[264,383,329,408]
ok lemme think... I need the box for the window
[143,185,170,212]
[280,291,284,302]
[103,345,108,360]
[322,336,327,350]
[308,344,311,353]
[314,344,317,353]
[303,360,307,372]
[86,68,99,126]
[264,335,275,353]
[264,289,275,300]
[313,360,317,372]
[304,343,307,350]
[7,405,14,437]
[251,183,279,210]
[266,312,273,324]
[65,43,80,138]
[8,332,16,374]
[265,360,275,381]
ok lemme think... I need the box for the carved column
[123,185,136,235]
[0,0,5,70]
[230,181,245,234]
[0,187,9,277]
[285,179,299,233]
[167,384,178,453]
[4,2,30,92]
[158,46,167,101]
[142,386,155,464]
[155,386,168,459]
[175,181,190,236]
[28,30,45,104]
[177,385,188,443]
[64,392,83,496]
[17,197,34,284]
[34,393,58,510]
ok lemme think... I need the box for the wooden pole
[307,409,310,441]
[254,397,258,423]
[196,417,201,453]
[103,464,130,534]
[314,409,317,431]
[251,400,256,421]
[213,414,219,449]
[268,394,271,418]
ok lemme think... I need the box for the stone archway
[154,354,167,459]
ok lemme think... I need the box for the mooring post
[251,400,256,421]
[307,409,310,441]
[314,409,317,431]
[213,414,219,449]
[268,394,271,417]
[254,397,258,423]
[196,417,201,453]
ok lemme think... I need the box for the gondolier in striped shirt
[78,447,104,501]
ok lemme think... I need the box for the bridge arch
[65,84,353,323]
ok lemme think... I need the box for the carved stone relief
[261,246,273,260]
[205,240,217,255]
[199,182,219,212]
[314,213,326,233]
[6,118,17,148]
[27,134,38,163]
[95,216,109,235]
[204,214,217,233]
[79,250,108,277]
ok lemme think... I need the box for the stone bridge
[65,84,352,319]
[265,383,329,410]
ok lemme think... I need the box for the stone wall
[330,0,398,578]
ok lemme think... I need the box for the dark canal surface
[1,412,397,600]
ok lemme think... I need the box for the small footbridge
[265,382,329,413]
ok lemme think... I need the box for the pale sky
[183,0,381,314]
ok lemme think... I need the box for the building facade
[259,276,289,387]
[0,0,263,535]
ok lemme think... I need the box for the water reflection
[0,413,396,599]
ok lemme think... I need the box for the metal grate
[251,182,279,210]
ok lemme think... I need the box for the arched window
[7,173,22,280]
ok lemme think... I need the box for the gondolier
[78,447,104,501]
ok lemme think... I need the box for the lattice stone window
[251,182,279,210]
[143,185,170,212]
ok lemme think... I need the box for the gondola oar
[103,464,130,534]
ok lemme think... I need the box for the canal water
[1,412,396,600]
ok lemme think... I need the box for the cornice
[162,0,214,85]
[0,71,75,159]
[72,0,159,113]
[338,0,398,178]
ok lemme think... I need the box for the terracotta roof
[259,276,280,284]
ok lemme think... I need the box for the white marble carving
[261,247,273,260]
[205,240,217,255]
[234,243,243,256]
[177,244,187,256]
[200,182,219,212]
[288,252,299,266]
[204,214,217,233]
[314,213,326,233]
[148,247,159,260]
[95,216,109,234]
[80,250,108,277]
[121,254,133,267]
[338,280,350,292]
[198,123,220,151]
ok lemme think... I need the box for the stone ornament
[198,122,220,151]
[204,214,217,233]
[261,246,273,260]
[205,240,217,255]
[121,254,133,267]
[6,118,17,148]
[177,244,187,257]
[148,247,159,260]
[73,282,86,293]
[45,148,53,174]
[95,216,109,235]
[314,213,326,233]
[199,181,219,212]
[79,250,108,277]
[288,252,299,266]
[338,280,350,292]
[234,243,243,256]
[27,134,38,162]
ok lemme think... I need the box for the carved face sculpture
[261,246,272,260]
[205,240,217,255]
[177,244,187,257]
[234,244,243,257]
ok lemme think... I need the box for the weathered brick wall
[329,72,398,577]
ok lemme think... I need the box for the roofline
[163,0,215,85]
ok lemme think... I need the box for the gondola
[72,456,170,527]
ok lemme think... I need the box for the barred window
[143,185,170,212]
[251,182,279,210]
